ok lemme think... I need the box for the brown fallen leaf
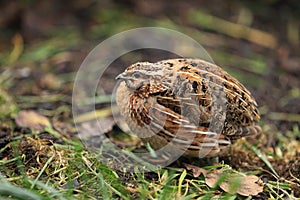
[234,175,264,196]
[205,168,264,196]
[184,163,207,177]
[205,169,224,188]
[78,118,115,138]
[15,110,51,131]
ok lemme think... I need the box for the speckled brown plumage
[116,58,261,157]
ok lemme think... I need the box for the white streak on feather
[152,107,190,123]
[189,130,217,135]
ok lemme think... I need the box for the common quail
[116,58,261,158]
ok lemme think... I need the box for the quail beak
[116,73,131,80]
[115,73,124,80]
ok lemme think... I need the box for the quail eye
[132,72,142,79]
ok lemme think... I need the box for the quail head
[116,58,261,158]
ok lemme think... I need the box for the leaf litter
[185,163,264,196]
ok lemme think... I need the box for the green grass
[0,128,298,199]
[1,138,130,199]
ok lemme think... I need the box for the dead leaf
[205,169,223,188]
[234,175,264,196]
[78,118,115,138]
[205,168,264,196]
[184,163,207,177]
[15,110,51,131]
